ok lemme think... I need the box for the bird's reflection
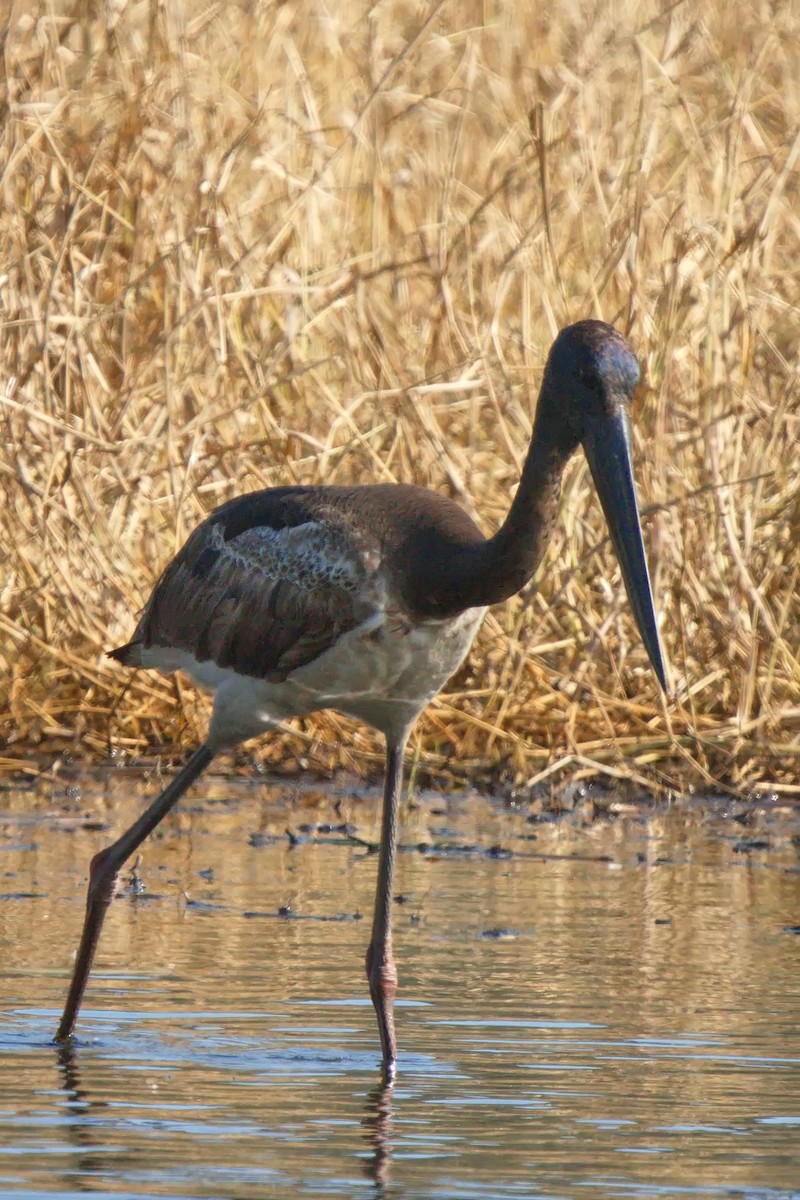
[57,1035,397,1192]
[362,1078,394,1190]
[54,1038,109,1191]
[56,1037,92,1114]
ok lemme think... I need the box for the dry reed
[1,0,799,795]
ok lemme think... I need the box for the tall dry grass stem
[2,1,799,793]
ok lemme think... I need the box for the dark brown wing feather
[115,488,383,681]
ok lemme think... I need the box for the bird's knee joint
[88,848,119,902]
[366,947,398,998]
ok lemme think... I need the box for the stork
[56,320,666,1078]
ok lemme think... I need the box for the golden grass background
[2,0,798,793]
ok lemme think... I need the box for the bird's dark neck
[416,403,576,616]
[479,420,574,603]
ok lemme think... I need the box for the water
[1,767,799,1198]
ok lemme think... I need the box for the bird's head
[537,319,666,691]
[539,319,641,448]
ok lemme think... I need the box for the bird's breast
[286,603,487,732]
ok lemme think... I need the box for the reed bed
[1,0,798,795]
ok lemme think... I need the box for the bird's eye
[579,367,602,392]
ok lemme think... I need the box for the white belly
[141,606,486,749]
[299,605,487,737]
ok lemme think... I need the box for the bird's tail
[107,640,143,667]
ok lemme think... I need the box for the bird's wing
[115,506,382,681]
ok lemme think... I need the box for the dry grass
[2,0,799,794]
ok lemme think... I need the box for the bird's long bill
[583,411,667,691]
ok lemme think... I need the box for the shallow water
[1,767,799,1199]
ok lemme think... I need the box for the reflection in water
[54,1040,111,1193]
[0,769,799,1198]
[362,1080,394,1191]
[57,1031,397,1195]
[56,1039,87,1113]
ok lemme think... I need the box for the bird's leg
[365,733,408,1079]
[55,743,216,1042]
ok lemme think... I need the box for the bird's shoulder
[113,483,487,677]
